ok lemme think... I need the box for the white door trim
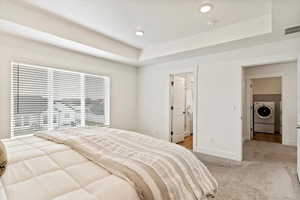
[298,56,300,125]
[297,56,300,181]
[246,79,254,140]
[169,68,198,152]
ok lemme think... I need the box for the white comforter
[35,127,217,200]
[0,136,140,200]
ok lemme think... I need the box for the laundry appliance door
[257,106,272,119]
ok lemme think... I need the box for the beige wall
[0,33,138,139]
[253,77,282,95]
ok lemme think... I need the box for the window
[11,63,110,137]
[53,114,58,124]
[85,75,107,126]
[23,116,30,126]
[43,115,48,125]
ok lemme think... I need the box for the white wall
[244,62,297,146]
[252,77,282,95]
[0,33,138,139]
[137,37,300,161]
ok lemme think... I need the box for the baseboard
[196,146,241,161]
[243,138,249,145]
[283,139,297,146]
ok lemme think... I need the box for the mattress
[0,136,140,200]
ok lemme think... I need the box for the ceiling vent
[285,25,300,35]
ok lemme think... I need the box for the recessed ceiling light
[136,30,144,36]
[200,3,213,13]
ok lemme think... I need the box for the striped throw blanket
[35,127,217,200]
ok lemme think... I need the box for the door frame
[241,57,299,161]
[246,79,254,140]
[245,74,283,143]
[298,56,300,126]
[297,56,300,180]
[169,69,198,152]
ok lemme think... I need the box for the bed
[0,127,217,200]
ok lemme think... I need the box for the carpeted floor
[197,141,300,200]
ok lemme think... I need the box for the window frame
[10,62,111,138]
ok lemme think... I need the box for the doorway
[251,77,282,144]
[169,72,195,150]
[242,61,298,149]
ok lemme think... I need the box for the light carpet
[196,141,300,200]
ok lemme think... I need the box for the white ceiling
[2,0,298,66]
[20,0,271,49]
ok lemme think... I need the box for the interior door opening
[242,61,298,158]
[251,77,282,144]
[169,72,195,150]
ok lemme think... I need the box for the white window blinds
[53,70,82,129]
[11,63,110,137]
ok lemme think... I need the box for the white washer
[254,102,275,134]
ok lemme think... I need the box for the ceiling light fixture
[136,30,144,37]
[200,3,213,13]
